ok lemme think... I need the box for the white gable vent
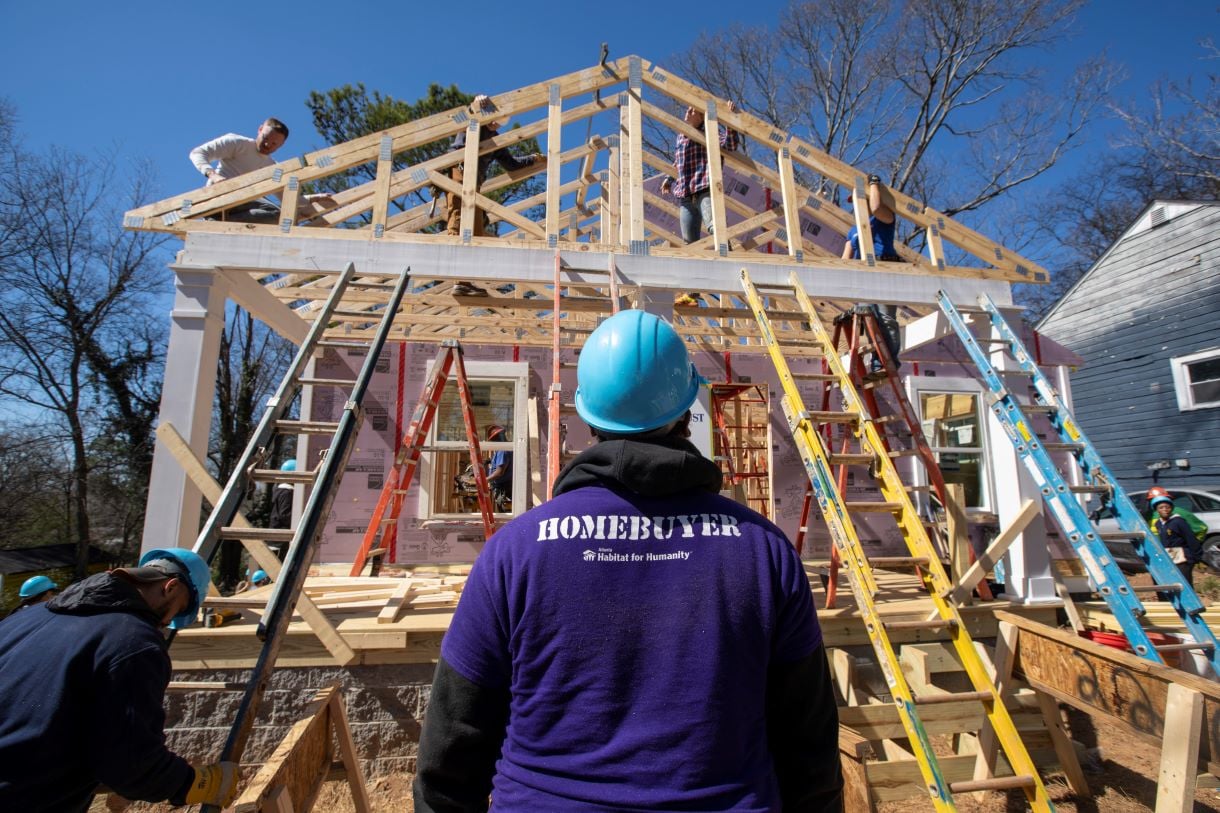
[1150,206,1168,227]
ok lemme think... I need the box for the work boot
[452,281,487,296]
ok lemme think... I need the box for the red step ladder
[349,340,495,576]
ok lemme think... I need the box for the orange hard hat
[1146,486,1171,501]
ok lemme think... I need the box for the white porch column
[141,264,227,554]
[987,332,1057,603]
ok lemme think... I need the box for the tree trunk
[70,421,91,580]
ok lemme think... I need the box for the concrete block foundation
[165,663,437,776]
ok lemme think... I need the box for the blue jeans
[679,190,712,244]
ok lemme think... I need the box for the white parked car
[1092,485,1220,570]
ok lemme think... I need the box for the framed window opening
[909,378,993,514]
[419,361,529,520]
[1170,348,1220,411]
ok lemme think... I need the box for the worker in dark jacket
[0,548,238,812]
[414,310,842,812]
[1151,495,1203,589]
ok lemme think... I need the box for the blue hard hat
[280,460,298,472]
[19,575,59,599]
[575,310,703,434]
[1150,496,1174,509]
[251,569,270,585]
[139,548,213,630]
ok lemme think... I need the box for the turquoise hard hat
[19,575,58,599]
[139,548,213,630]
[251,569,270,585]
[575,310,703,434]
[280,460,297,472]
[1150,496,1174,509]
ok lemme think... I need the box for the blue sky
[1,0,1215,224]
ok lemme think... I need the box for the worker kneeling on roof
[0,548,239,812]
[414,309,843,812]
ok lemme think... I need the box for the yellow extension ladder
[740,269,1056,812]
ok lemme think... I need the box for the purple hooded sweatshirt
[415,435,840,812]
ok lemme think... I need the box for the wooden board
[233,686,336,812]
[997,610,1220,763]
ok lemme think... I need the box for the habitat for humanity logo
[582,547,690,563]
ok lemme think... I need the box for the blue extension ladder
[937,291,1218,673]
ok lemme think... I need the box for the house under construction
[123,56,1219,812]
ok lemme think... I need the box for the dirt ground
[97,707,1219,812]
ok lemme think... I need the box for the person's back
[0,574,188,811]
[444,444,818,809]
[415,310,841,812]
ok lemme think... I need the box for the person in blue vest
[0,548,238,812]
[414,309,842,812]
[842,174,902,371]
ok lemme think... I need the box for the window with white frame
[917,389,991,511]
[1171,349,1220,411]
[419,361,528,519]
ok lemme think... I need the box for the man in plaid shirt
[661,102,741,305]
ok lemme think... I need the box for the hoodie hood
[553,435,723,498]
[46,571,163,627]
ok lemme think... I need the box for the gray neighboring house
[1038,200,1220,492]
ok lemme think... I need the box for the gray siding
[1039,203,1220,490]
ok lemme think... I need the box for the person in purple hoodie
[414,310,842,812]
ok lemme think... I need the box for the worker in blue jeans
[842,174,902,371]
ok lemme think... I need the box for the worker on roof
[842,174,902,371]
[11,575,59,613]
[189,118,334,223]
[1150,495,1203,590]
[414,309,842,812]
[661,100,741,307]
[444,94,542,295]
[0,548,238,812]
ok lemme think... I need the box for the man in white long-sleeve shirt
[189,118,331,223]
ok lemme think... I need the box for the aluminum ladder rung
[1097,530,1144,540]
[219,527,295,542]
[275,420,341,434]
[315,340,371,350]
[298,377,356,387]
[1155,641,1215,653]
[331,308,385,319]
[249,470,315,484]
